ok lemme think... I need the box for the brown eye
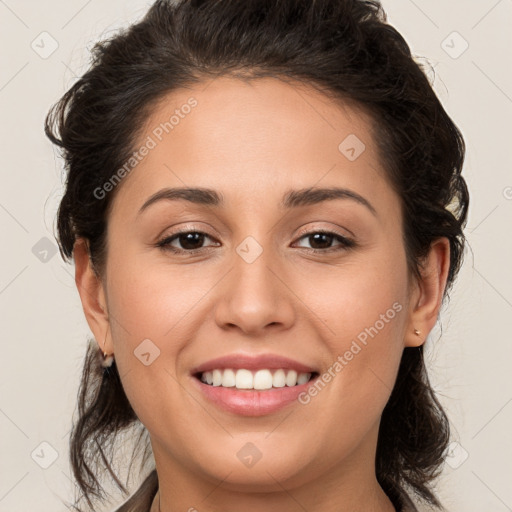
[294,231,356,252]
[156,231,219,253]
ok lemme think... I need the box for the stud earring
[102,352,114,368]
[413,328,421,336]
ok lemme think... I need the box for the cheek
[301,239,408,346]
[104,255,217,402]
[299,243,408,413]
[106,253,209,339]
[104,261,196,441]
[316,283,405,406]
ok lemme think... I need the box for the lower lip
[192,374,319,416]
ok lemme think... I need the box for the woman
[45,0,469,511]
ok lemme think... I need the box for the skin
[74,76,450,512]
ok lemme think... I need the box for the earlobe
[405,237,451,348]
[73,238,113,355]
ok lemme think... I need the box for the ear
[73,238,113,355]
[404,237,451,347]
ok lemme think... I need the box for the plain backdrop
[0,1,511,511]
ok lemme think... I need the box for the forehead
[109,75,396,219]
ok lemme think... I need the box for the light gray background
[1,1,511,511]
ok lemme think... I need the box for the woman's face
[77,76,447,499]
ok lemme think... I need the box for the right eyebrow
[138,187,224,215]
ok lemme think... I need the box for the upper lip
[190,353,319,375]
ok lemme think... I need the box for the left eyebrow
[281,186,378,217]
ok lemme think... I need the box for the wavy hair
[45,0,469,510]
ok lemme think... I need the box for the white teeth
[285,369,297,386]
[199,368,313,389]
[297,372,310,385]
[253,369,273,390]
[272,369,286,388]
[222,369,236,387]
[235,369,253,389]
[212,369,223,386]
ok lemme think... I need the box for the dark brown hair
[45,0,469,511]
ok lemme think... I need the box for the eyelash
[155,229,356,255]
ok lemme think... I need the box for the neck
[149,424,396,512]
[151,485,395,512]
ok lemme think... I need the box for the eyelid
[155,224,357,256]
[293,222,354,241]
[156,228,219,250]
[157,223,353,243]
[291,229,356,253]
[156,222,218,240]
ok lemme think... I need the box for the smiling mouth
[194,368,319,390]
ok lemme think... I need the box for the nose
[214,243,296,336]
